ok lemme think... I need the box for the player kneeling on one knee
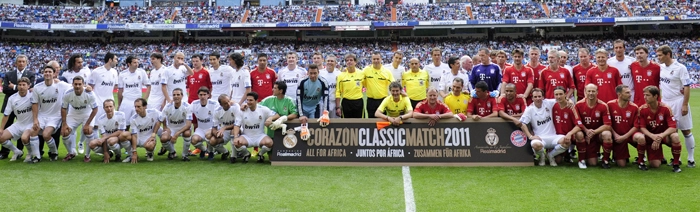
[632,86,683,172]
[87,99,128,163]
[206,94,240,162]
[159,88,192,160]
[123,98,161,164]
[231,92,280,163]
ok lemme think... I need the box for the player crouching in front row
[516,88,571,166]
[231,92,280,163]
[121,98,161,164]
[206,94,240,162]
[633,86,683,173]
[86,99,128,163]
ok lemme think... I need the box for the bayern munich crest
[510,130,527,147]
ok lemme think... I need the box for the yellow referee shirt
[444,93,470,115]
[402,70,429,101]
[336,70,364,100]
[377,95,412,117]
[362,66,395,99]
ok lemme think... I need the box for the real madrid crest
[485,128,499,146]
[84,100,87,104]
[258,115,262,120]
[283,133,298,149]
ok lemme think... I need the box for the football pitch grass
[1,92,699,211]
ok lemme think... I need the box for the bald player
[162,52,195,105]
[575,84,614,169]
[402,58,430,108]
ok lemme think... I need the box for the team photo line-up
[0,41,694,172]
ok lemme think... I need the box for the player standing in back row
[147,53,168,110]
[86,52,119,154]
[118,55,151,129]
[277,52,307,101]
[656,45,695,168]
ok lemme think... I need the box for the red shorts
[585,136,601,159]
[644,136,666,161]
[612,138,631,160]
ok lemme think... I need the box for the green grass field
[1,91,699,211]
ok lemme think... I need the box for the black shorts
[341,98,364,118]
[410,99,423,109]
[366,98,384,118]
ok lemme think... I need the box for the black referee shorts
[341,98,364,118]
[366,98,384,118]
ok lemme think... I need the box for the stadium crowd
[2,1,700,24]
[5,34,698,82]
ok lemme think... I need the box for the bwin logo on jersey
[284,78,299,84]
[42,98,57,104]
[101,81,114,86]
[16,106,32,115]
[139,125,154,133]
[536,116,551,126]
[126,83,140,88]
[212,80,224,85]
[174,77,186,84]
[244,124,260,129]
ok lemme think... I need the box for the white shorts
[665,98,693,130]
[241,134,267,147]
[328,101,337,118]
[222,130,232,143]
[5,124,29,141]
[147,96,165,111]
[136,135,150,147]
[120,100,136,124]
[165,125,187,137]
[66,115,90,132]
[39,116,62,134]
[193,128,209,140]
[91,103,106,127]
[535,135,565,149]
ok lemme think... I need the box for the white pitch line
[402,166,416,212]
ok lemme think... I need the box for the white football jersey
[5,92,33,125]
[320,68,341,101]
[88,66,119,105]
[519,99,557,136]
[159,102,192,128]
[209,65,235,99]
[213,104,240,128]
[277,66,307,100]
[439,71,471,94]
[607,56,635,96]
[97,111,127,135]
[118,68,150,100]
[231,67,252,103]
[62,67,91,84]
[235,105,276,137]
[129,109,161,138]
[424,62,450,90]
[660,59,691,101]
[161,65,189,97]
[190,99,220,130]
[148,65,167,101]
[31,81,71,118]
[383,63,406,82]
[61,90,98,116]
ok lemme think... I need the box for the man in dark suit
[0,55,36,159]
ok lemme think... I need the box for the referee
[363,51,395,118]
[336,54,364,118]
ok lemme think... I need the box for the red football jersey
[553,102,584,135]
[250,67,276,102]
[537,67,575,99]
[607,99,639,135]
[468,97,498,117]
[575,100,612,130]
[186,68,212,103]
[497,96,526,116]
[572,63,596,100]
[629,61,661,106]
[637,103,676,134]
[584,66,622,103]
[526,63,546,89]
[414,100,451,114]
[501,65,534,96]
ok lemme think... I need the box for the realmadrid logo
[283,134,298,149]
[115,121,119,126]
[182,111,186,117]
[485,128,499,146]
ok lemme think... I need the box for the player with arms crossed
[551,86,584,165]
[575,84,614,169]
[607,85,638,167]
[231,92,281,163]
[122,98,161,163]
[87,99,127,163]
[497,83,527,123]
[0,77,33,162]
[413,89,453,127]
[516,88,570,166]
[467,81,498,121]
[29,66,71,161]
[633,86,683,172]
[374,81,414,126]
[60,76,99,162]
[206,94,240,162]
[656,45,695,168]
[159,88,192,160]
